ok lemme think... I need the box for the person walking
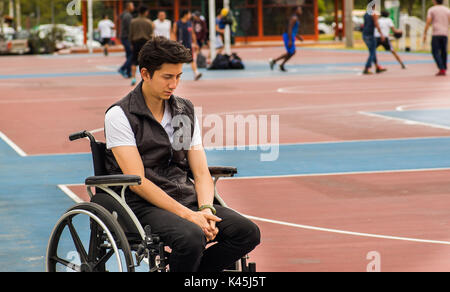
[172,10,202,81]
[154,11,172,40]
[192,11,208,50]
[375,10,406,69]
[269,6,304,72]
[423,0,450,76]
[129,5,154,86]
[98,14,115,56]
[118,1,135,78]
[362,1,387,75]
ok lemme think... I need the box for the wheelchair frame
[46,130,256,272]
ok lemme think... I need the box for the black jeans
[431,36,448,70]
[137,204,261,272]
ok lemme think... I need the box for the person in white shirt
[375,10,405,69]
[153,11,171,39]
[98,15,115,56]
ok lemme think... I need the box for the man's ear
[141,67,151,81]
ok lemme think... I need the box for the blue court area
[1,133,450,271]
[0,55,442,81]
[373,108,450,129]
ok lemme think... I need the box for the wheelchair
[46,130,256,272]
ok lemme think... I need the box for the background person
[173,10,202,81]
[362,1,386,75]
[375,10,406,69]
[129,5,154,86]
[154,11,171,40]
[118,1,135,78]
[98,14,115,56]
[269,6,304,72]
[423,0,450,76]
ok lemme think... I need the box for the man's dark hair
[180,10,190,18]
[138,5,148,15]
[381,10,390,18]
[435,0,443,4]
[138,36,193,77]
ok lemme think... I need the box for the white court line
[57,182,450,246]
[58,184,83,204]
[243,214,450,246]
[359,111,450,131]
[396,103,450,112]
[278,85,450,95]
[223,167,450,181]
[0,131,27,157]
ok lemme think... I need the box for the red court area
[1,46,450,271]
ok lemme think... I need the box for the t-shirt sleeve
[388,18,394,28]
[427,8,434,20]
[105,106,137,149]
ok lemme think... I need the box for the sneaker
[279,64,287,72]
[118,68,128,78]
[131,78,136,86]
[269,59,275,70]
[363,69,373,75]
[436,70,446,76]
[401,64,406,69]
[195,73,203,81]
[376,67,387,73]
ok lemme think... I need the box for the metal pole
[0,2,4,34]
[87,0,93,54]
[15,0,20,30]
[223,0,231,55]
[344,0,353,48]
[208,0,216,60]
[422,0,426,21]
[8,0,13,18]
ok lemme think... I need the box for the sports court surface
[1,45,450,272]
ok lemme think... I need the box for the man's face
[128,3,135,12]
[142,63,183,100]
[297,7,303,16]
[158,11,166,21]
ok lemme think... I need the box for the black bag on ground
[229,53,245,69]
[208,54,231,70]
[208,53,245,70]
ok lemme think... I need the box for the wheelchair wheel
[46,203,135,272]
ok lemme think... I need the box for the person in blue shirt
[269,6,304,72]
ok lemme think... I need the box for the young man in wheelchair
[104,36,260,272]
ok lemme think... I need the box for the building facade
[83,0,320,42]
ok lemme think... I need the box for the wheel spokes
[51,256,81,272]
[66,218,89,264]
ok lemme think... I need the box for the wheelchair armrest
[85,175,142,187]
[209,166,238,178]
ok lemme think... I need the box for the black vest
[104,82,197,212]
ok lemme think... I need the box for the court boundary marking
[2,129,450,248]
[57,182,450,247]
[359,111,450,131]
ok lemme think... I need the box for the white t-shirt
[98,19,115,39]
[374,17,394,38]
[105,101,202,150]
[153,19,172,39]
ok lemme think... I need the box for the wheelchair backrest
[90,141,108,176]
